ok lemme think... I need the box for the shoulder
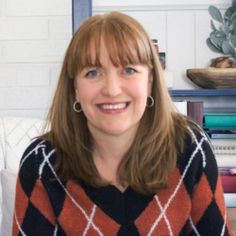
[19,138,56,179]
[177,122,217,187]
[16,138,59,213]
[184,121,214,160]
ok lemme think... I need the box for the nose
[101,72,122,97]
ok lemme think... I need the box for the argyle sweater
[13,127,233,236]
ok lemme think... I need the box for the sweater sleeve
[188,130,233,236]
[12,139,57,236]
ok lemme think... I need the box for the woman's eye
[85,70,100,78]
[123,67,137,75]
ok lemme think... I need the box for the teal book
[204,113,236,128]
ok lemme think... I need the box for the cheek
[147,74,153,96]
[75,82,98,105]
[74,78,80,101]
[75,88,80,101]
[75,80,87,101]
[133,80,150,99]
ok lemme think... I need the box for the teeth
[100,103,127,110]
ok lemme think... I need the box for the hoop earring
[73,101,82,112]
[146,96,154,107]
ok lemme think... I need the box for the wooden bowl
[186,68,236,89]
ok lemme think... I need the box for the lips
[96,102,129,112]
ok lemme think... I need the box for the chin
[102,124,139,137]
[88,120,140,137]
[102,128,130,136]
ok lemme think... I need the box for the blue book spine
[204,114,236,128]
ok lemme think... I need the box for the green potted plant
[186,1,236,88]
[207,0,236,67]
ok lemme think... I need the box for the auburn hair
[42,11,189,194]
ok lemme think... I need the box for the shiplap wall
[0,0,72,118]
[0,0,232,118]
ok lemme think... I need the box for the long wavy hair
[42,11,189,194]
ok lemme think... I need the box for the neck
[93,131,134,165]
[89,126,136,186]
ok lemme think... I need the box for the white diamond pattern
[0,117,45,172]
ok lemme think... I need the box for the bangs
[68,14,153,77]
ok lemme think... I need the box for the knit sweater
[13,127,233,236]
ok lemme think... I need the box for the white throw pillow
[2,117,45,173]
[0,170,17,236]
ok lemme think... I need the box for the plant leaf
[222,40,235,57]
[228,23,234,32]
[223,24,230,35]
[206,38,223,53]
[232,16,236,26]
[210,31,225,48]
[224,6,234,21]
[225,8,231,21]
[208,5,223,23]
[214,31,226,38]
[230,10,236,20]
[230,34,236,47]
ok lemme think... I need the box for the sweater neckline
[80,182,155,226]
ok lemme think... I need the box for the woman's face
[75,41,153,137]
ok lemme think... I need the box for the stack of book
[203,113,236,207]
[204,113,236,167]
[174,100,203,127]
[174,102,236,206]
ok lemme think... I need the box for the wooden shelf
[169,89,236,97]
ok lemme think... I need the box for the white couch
[0,117,45,236]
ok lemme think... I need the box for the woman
[13,12,232,235]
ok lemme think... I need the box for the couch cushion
[0,169,17,236]
[2,117,45,173]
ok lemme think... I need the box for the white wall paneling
[4,40,69,63]
[93,0,231,90]
[125,11,167,52]
[0,87,53,110]
[0,0,4,17]
[93,0,230,6]
[0,19,48,40]
[49,16,72,39]
[195,10,223,68]
[167,11,196,89]
[0,65,50,87]
[0,0,72,118]
[93,0,230,11]
[6,0,71,16]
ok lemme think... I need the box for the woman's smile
[96,102,130,114]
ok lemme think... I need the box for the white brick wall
[6,0,71,16]
[0,0,233,118]
[0,44,4,63]
[0,65,50,87]
[0,0,3,17]
[0,19,48,40]
[0,0,72,118]
[4,40,70,63]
